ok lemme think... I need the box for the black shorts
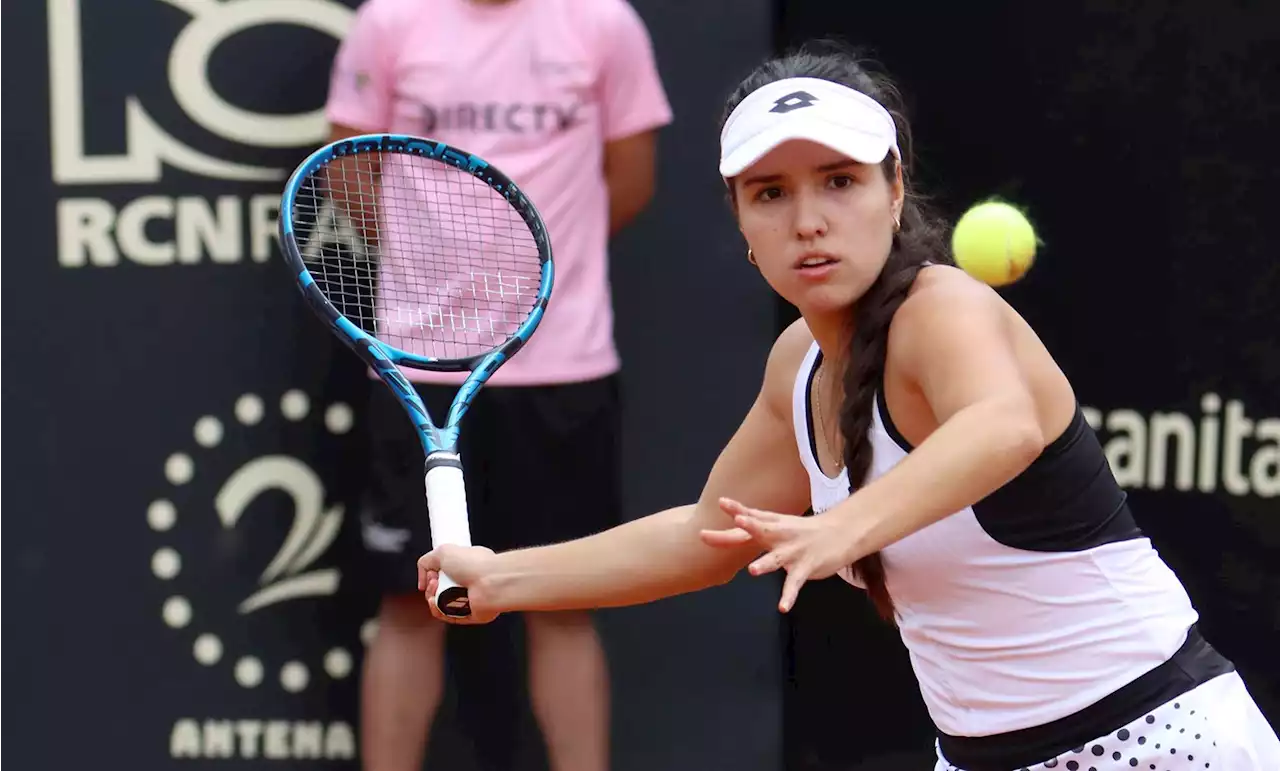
[358,375,623,595]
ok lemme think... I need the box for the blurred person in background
[322,1,672,770]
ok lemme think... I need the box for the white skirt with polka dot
[935,672,1280,771]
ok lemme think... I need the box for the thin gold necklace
[813,361,845,473]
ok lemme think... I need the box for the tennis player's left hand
[700,497,858,613]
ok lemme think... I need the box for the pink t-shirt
[324,0,673,385]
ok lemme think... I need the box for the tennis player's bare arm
[812,265,1074,559]
[422,319,817,616]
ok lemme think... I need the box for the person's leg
[487,377,624,771]
[357,381,459,771]
[525,609,611,771]
[359,595,446,771]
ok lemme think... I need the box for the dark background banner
[4,1,1276,771]
[3,1,778,769]
[777,1,1280,769]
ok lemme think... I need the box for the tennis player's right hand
[417,546,501,624]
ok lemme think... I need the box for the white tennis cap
[719,77,900,178]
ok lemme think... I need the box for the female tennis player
[417,42,1280,771]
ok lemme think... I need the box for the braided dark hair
[721,40,953,621]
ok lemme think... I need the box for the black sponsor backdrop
[2,1,780,770]
[777,1,1280,769]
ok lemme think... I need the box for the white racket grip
[424,454,473,617]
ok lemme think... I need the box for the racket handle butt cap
[435,573,471,618]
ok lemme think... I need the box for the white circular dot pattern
[194,634,223,665]
[280,661,310,692]
[324,648,353,679]
[148,500,177,531]
[165,453,194,485]
[235,394,264,425]
[235,656,264,688]
[325,404,354,434]
[152,548,181,580]
[281,390,310,420]
[163,596,192,628]
[150,392,371,693]
[193,416,224,447]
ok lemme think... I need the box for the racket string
[291,149,543,361]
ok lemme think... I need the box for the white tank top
[790,341,1200,737]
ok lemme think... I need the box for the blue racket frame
[277,133,555,457]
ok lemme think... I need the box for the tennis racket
[278,133,554,617]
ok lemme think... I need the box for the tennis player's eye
[828,175,854,189]
[755,187,784,202]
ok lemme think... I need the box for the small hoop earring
[893,215,902,232]
[747,248,757,265]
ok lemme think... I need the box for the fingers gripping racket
[278,134,553,617]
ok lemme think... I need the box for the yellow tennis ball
[951,201,1038,287]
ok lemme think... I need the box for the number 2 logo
[215,455,345,614]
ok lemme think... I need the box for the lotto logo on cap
[719,77,900,178]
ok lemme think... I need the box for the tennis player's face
[734,140,902,314]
